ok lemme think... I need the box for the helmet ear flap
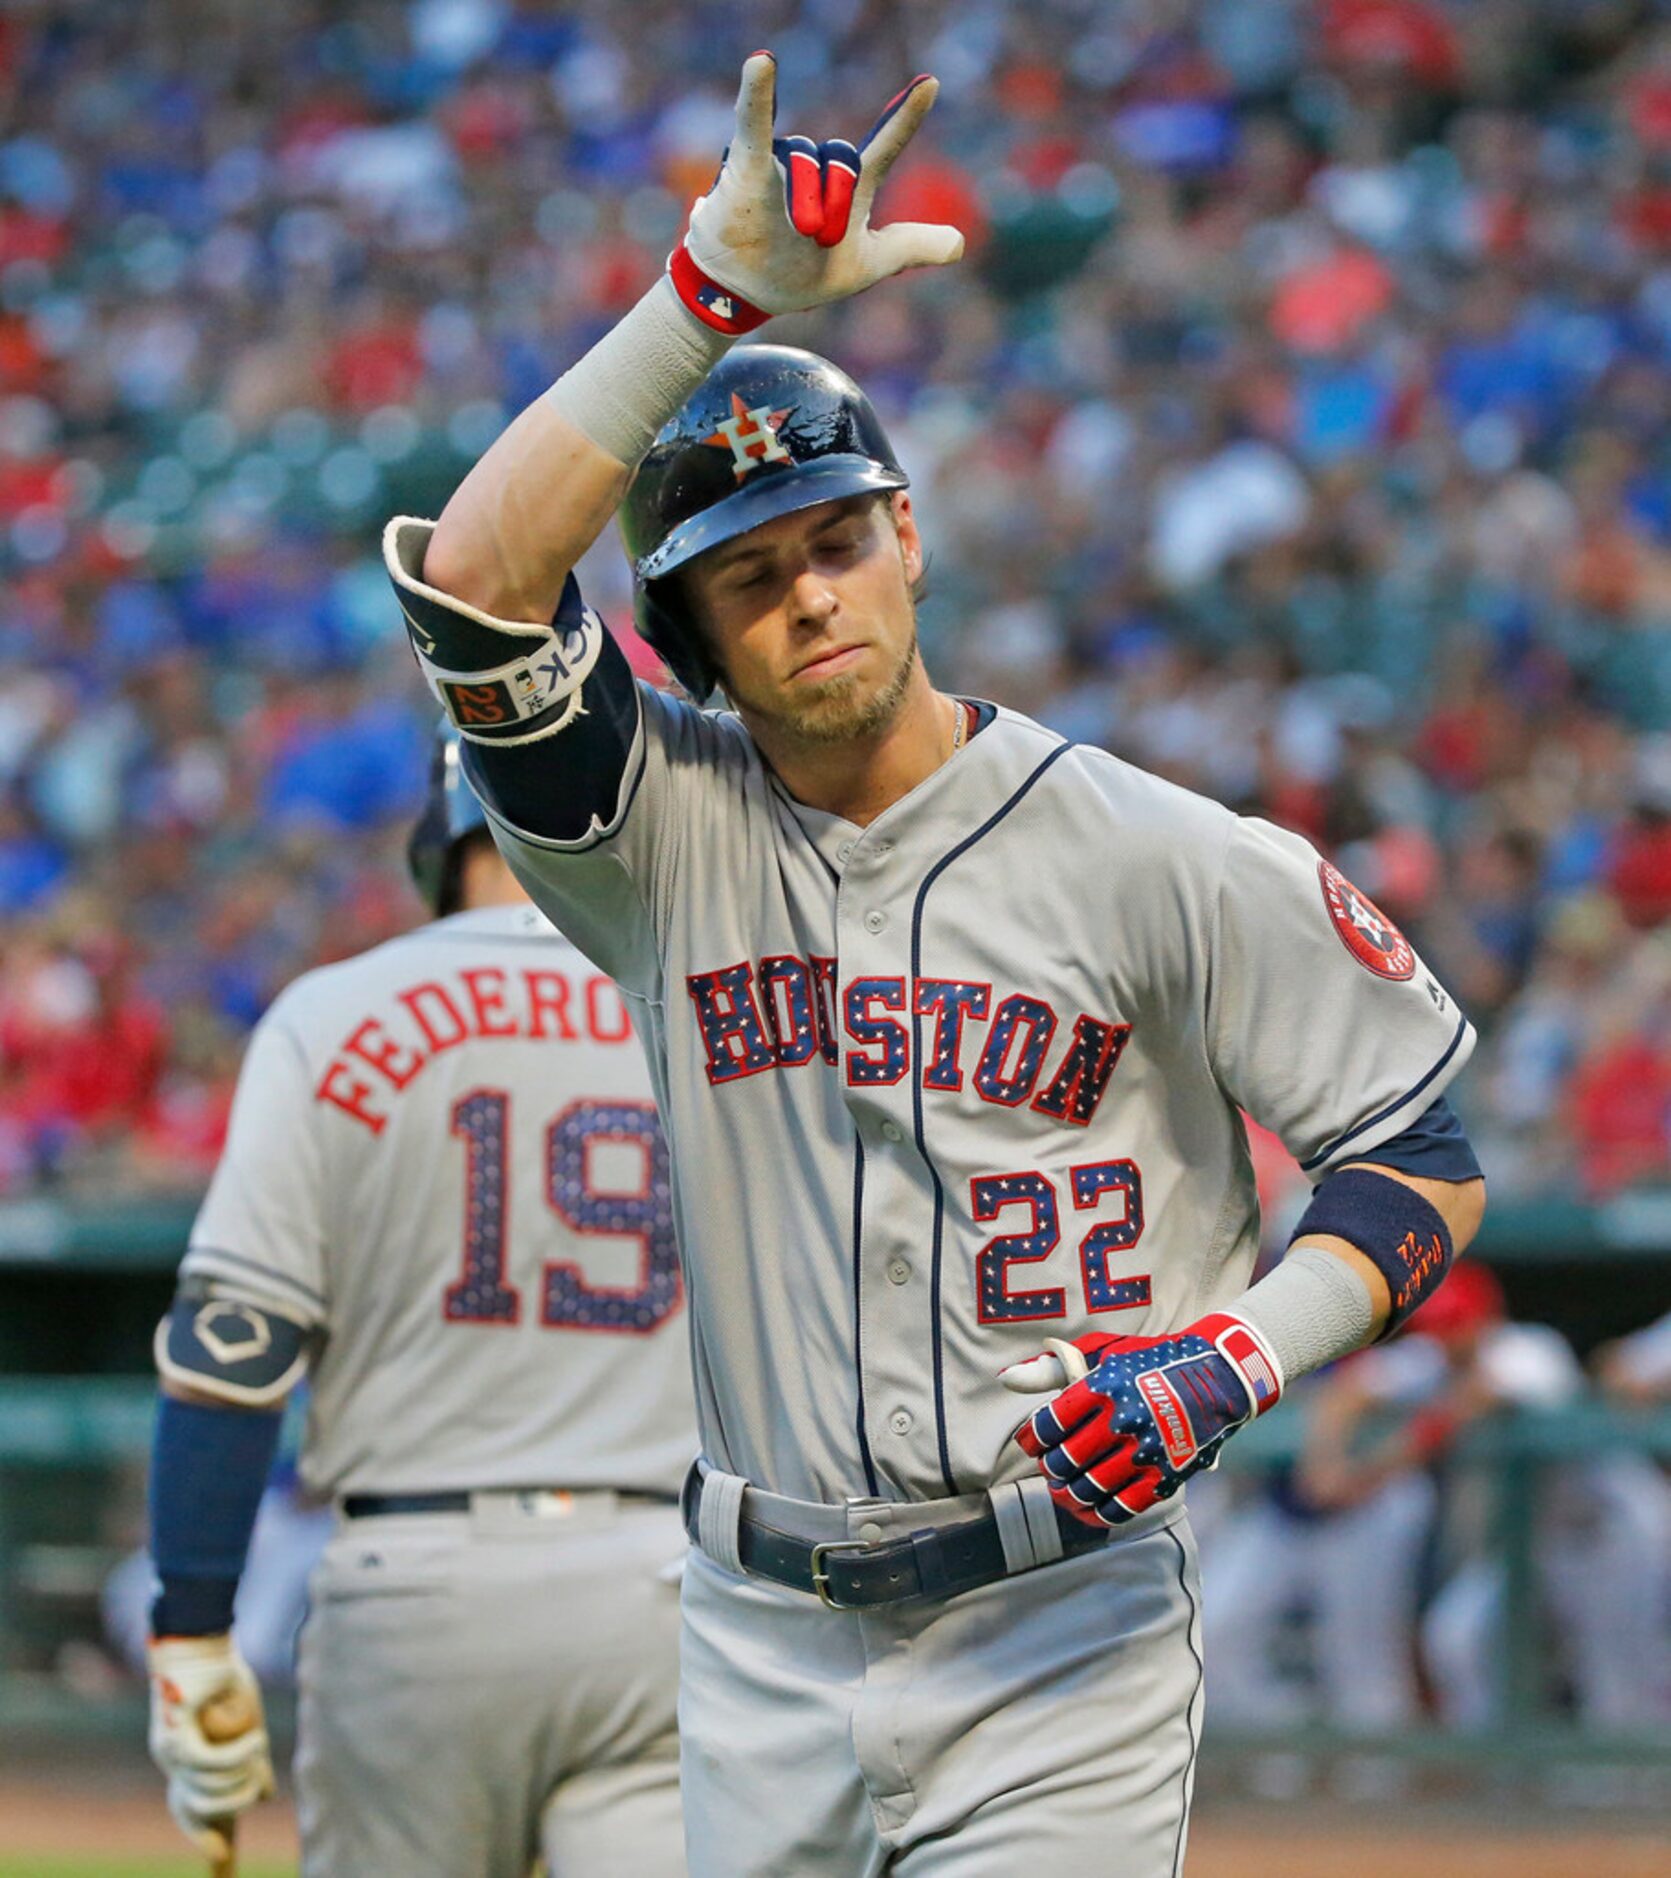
[637,579,720,703]
[406,791,450,913]
[408,718,490,915]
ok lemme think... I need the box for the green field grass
[0,1862,293,1878]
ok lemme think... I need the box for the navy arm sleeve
[1353,1096,1482,1183]
[149,1397,284,1636]
[461,578,642,843]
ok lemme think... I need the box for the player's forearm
[424,407,631,622]
[148,1395,283,1636]
[425,277,734,621]
[150,1280,310,1634]
[1347,1163,1486,1251]
[1238,1168,1486,1385]
[1301,1164,1486,1332]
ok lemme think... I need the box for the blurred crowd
[1195,1275,1671,1771]
[1,0,1669,1199]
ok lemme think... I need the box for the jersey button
[864,910,887,933]
[888,1408,913,1435]
[880,1119,903,1143]
[887,1259,911,1286]
[837,841,855,863]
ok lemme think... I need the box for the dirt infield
[0,1777,297,1862]
[1,1773,1667,1876]
[1192,1819,1668,1877]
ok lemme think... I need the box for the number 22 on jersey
[445,1092,682,1333]
[971,1158,1150,1323]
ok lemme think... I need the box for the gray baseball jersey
[477,684,1474,1508]
[183,903,696,1500]
[187,901,691,1876]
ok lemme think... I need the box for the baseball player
[384,55,1487,1874]
[145,728,693,1877]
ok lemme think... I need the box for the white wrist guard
[1234,1244,1379,1384]
[544,275,735,469]
[384,517,606,745]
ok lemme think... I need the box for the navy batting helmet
[408,719,490,916]
[619,345,907,700]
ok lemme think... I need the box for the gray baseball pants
[678,1493,1204,1876]
[295,1491,685,1877]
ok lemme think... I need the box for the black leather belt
[343,1488,678,1518]
[683,1469,1110,1610]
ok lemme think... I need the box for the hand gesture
[671,52,964,333]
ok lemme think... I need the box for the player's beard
[727,619,921,748]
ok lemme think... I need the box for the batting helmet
[408,719,489,916]
[619,345,908,700]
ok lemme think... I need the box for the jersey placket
[833,824,947,1499]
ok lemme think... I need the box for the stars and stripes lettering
[683,956,1129,1123]
[970,1161,1150,1329]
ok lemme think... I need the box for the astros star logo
[704,392,793,482]
[1317,860,1416,980]
[1344,886,1388,945]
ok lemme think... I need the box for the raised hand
[670,52,964,333]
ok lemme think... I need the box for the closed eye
[816,525,868,560]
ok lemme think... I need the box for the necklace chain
[950,699,966,753]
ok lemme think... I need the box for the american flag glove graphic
[1004,1315,1285,1529]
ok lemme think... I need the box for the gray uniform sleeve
[1206,816,1476,1181]
[182,1005,329,1328]
[475,681,752,1000]
[384,514,749,997]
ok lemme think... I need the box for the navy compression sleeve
[148,1397,283,1636]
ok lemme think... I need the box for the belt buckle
[808,1539,874,1611]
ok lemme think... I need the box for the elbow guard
[1289,1166,1455,1335]
[155,1281,311,1410]
[384,517,605,746]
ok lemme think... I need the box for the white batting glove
[148,1633,275,1862]
[669,52,964,333]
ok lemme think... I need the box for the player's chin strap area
[681,1460,1174,1612]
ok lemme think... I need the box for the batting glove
[670,51,964,333]
[148,1633,275,1862]
[1001,1315,1285,1529]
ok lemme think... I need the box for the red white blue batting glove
[1001,1315,1285,1529]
